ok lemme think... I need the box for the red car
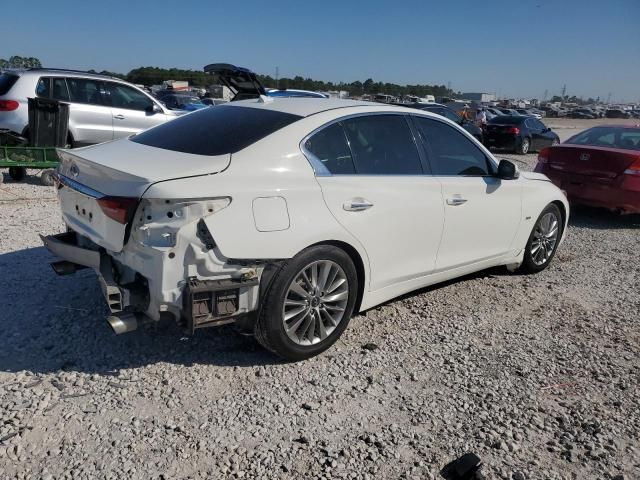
[535,125,640,214]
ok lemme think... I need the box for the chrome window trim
[299,111,426,177]
[57,174,105,199]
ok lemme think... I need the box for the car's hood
[57,137,230,197]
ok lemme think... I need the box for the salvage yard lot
[0,119,639,479]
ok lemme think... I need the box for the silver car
[0,68,179,146]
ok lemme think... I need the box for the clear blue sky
[5,0,639,102]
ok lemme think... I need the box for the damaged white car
[42,97,569,360]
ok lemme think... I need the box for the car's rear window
[567,127,640,151]
[131,105,302,156]
[0,73,19,95]
[489,116,523,125]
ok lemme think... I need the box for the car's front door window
[414,116,492,176]
[105,83,154,111]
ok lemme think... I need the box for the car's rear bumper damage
[40,231,263,334]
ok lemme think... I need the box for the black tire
[40,169,56,186]
[517,137,531,155]
[254,245,358,361]
[519,203,563,274]
[8,166,26,182]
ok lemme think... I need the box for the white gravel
[1,131,639,479]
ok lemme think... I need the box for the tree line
[3,56,603,103]
[0,55,42,69]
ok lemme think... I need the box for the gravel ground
[1,123,639,479]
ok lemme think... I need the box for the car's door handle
[113,114,125,120]
[343,199,374,211]
[446,196,468,206]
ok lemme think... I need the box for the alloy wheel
[530,212,559,266]
[282,260,349,346]
[521,138,530,154]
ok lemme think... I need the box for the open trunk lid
[546,144,639,182]
[56,138,230,252]
[203,63,266,101]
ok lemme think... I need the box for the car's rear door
[65,77,113,145]
[413,116,522,270]
[308,113,445,292]
[104,81,170,138]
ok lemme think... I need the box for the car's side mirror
[146,103,163,114]
[497,159,520,180]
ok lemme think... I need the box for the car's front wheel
[255,245,358,361]
[519,203,563,273]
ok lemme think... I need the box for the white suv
[0,68,179,146]
[42,97,568,360]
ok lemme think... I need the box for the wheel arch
[551,199,568,231]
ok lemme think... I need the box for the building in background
[462,92,497,103]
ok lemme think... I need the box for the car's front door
[412,116,522,271]
[307,114,445,292]
[533,118,555,148]
[104,82,170,139]
[524,117,544,150]
[65,77,113,145]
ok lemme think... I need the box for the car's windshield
[566,127,640,150]
[0,73,19,95]
[131,105,302,155]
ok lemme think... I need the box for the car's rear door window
[341,115,423,175]
[51,78,70,101]
[304,123,356,174]
[415,116,492,176]
[0,73,19,95]
[66,78,106,105]
[131,105,302,156]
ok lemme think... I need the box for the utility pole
[275,66,279,89]
[543,89,548,102]
[561,84,567,99]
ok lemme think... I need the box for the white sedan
[42,97,569,360]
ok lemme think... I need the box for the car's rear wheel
[517,137,531,154]
[255,245,358,361]
[519,203,562,273]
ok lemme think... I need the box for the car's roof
[226,97,397,117]
[15,68,123,81]
[583,124,640,130]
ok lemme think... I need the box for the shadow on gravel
[569,206,640,230]
[0,246,280,376]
